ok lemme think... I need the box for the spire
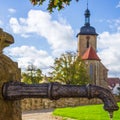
[87,0,88,9]
[76,0,98,36]
[84,0,90,26]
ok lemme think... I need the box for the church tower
[77,7,98,57]
[77,6,108,88]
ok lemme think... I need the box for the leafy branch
[30,0,79,12]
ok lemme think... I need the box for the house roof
[82,46,100,61]
[107,78,120,88]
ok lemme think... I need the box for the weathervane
[87,0,89,9]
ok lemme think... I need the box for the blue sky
[1,0,120,77]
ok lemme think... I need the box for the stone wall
[21,98,103,111]
[21,96,120,111]
[0,54,21,120]
[115,96,120,102]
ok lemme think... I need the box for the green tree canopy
[22,64,43,84]
[49,52,90,85]
[30,0,79,12]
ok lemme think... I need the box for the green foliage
[30,0,79,12]
[53,102,120,120]
[22,64,43,84]
[22,72,31,84]
[49,52,90,85]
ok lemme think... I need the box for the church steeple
[77,2,98,57]
[84,1,90,26]
[77,3,98,36]
[84,8,90,26]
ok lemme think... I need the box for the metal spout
[49,83,119,115]
[2,82,119,118]
[109,111,113,120]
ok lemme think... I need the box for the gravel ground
[22,109,62,120]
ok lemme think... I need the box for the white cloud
[5,46,54,74]
[98,32,120,77]
[8,8,16,14]
[9,18,22,33]
[9,10,76,56]
[116,1,120,8]
[107,18,120,32]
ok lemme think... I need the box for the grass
[53,102,120,120]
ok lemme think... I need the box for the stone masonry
[0,28,22,120]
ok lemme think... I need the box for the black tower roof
[77,8,98,36]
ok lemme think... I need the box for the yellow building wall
[77,35,97,56]
[84,60,108,88]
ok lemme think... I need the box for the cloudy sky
[1,0,120,77]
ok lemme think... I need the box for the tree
[30,0,79,12]
[49,52,90,85]
[22,64,43,84]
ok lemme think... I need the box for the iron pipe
[2,81,119,118]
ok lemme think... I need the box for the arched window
[87,39,89,48]
[86,36,90,48]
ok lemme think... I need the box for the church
[77,7,108,88]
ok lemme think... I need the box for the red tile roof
[82,46,100,61]
[107,78,120,88]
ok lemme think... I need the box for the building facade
[77,8,108,88]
